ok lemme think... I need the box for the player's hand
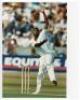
[43,39,47,43]
[35,39,47,47]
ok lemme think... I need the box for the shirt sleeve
[37,30,46,43]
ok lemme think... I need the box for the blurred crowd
[2,3,67,56]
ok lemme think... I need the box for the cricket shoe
[32,90,40,95]
[52,80,58,86]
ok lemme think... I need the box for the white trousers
[35,54,56,93]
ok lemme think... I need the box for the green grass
[3,71,66,98]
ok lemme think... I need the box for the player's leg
[32,67,44,94]
[45,54,58,86]
[47,64,58,86]
[33,57,45,94]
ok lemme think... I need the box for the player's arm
[39,8,49,26]
[34,39,47,47]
